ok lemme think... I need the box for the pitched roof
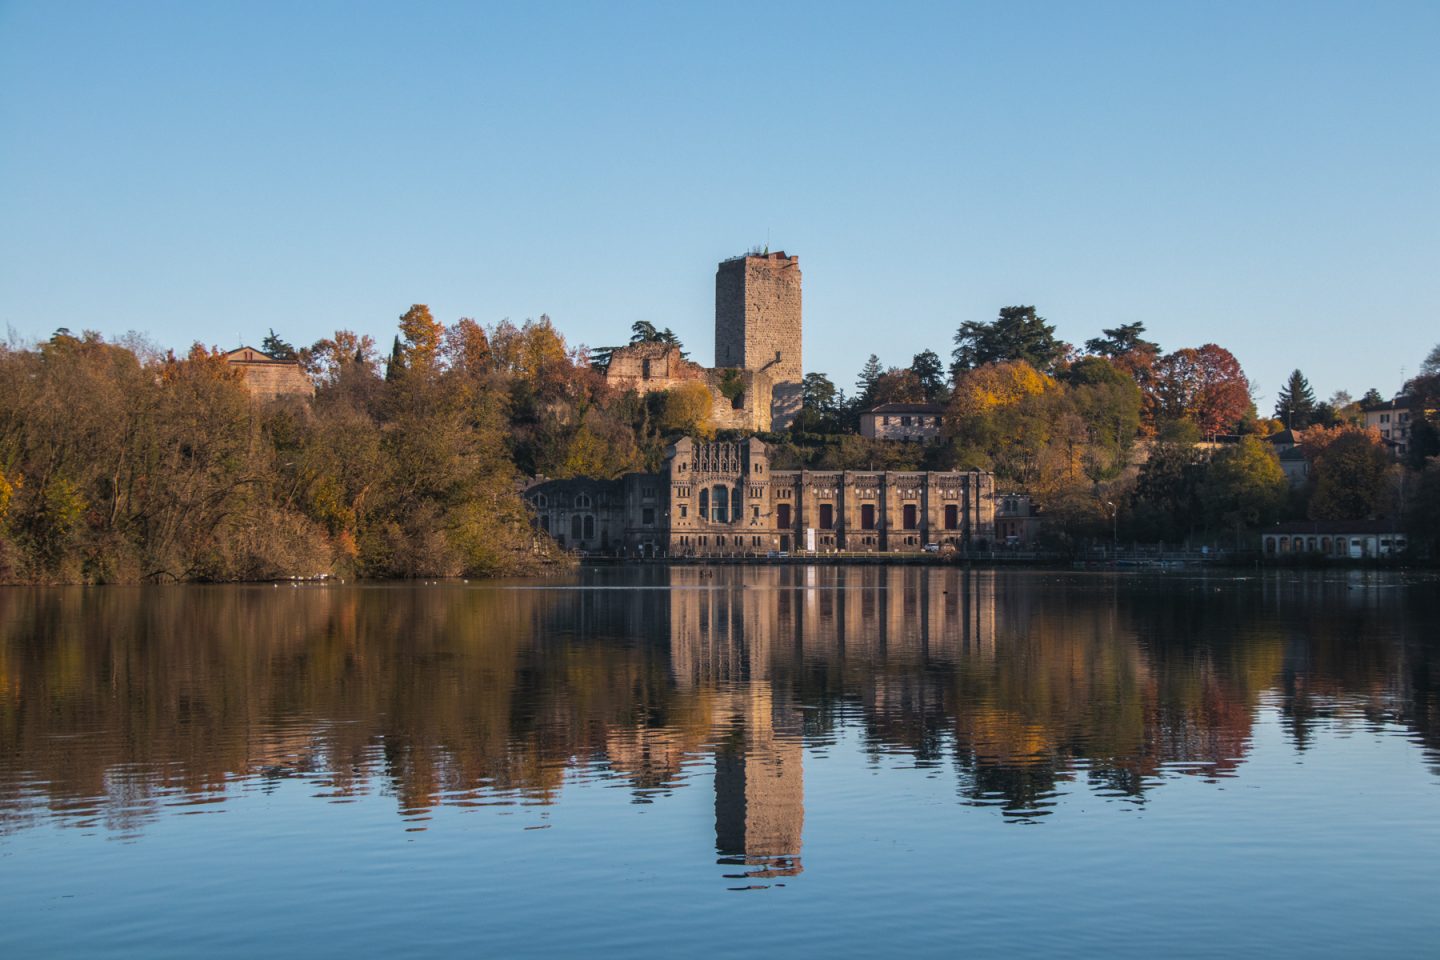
[863,402,946,415]
[1360,393,1431,413]
[224,346,294,365]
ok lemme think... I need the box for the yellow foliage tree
[443,318,492,376]
[0,468,17,524]
[398,304,445,370]
[659,382,714,440]
[948,360,1055,418]
[517,317,572,390]
[559,425,611,478]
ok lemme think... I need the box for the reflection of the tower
[666,566,998,880]
[668,573,806,881]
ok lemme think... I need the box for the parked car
[923,543,939,553]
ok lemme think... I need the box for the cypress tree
[385,334,406,382]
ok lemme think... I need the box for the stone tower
[714,252,803,429]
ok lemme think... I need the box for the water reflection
[1,570,1437,871]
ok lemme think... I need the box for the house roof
[1360,393,1431,413]
[1266,428,1304,446]
[1266,519,1405,535]
[224,346,294,365]
[863,402,946,415]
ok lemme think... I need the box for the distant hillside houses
[859,403,945,442]
[1361,392,1437,459]
[222,346,312,401]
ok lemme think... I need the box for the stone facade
[525,438,996,557]
[602,253,804,432]
[859,402,946,441]
[223,347,313,401]
[994,493,1041,546]
[523,472,667,557]
[715,252,803,430]
[602,342,778,433]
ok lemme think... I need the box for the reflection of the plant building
[0,573,1436,841]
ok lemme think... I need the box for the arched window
[731,487,742,524]
[731,391,745,410]
[536,494,547,508]
[571,515,582,540]
[576,493,592,509]
[583,515,595,539]
[712,484,728,524]
[699,488,709,521]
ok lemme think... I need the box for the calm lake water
[2,567,1438,958]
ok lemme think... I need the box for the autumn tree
[1062,356,1143,479]
[547,409,643,480]
[443,318,493,377]
[1305,427,1392,521]
[1201,436,1288,531]
[398,304,445,371]
[1153,344,1252,436]
[302,330,379,387]
[870,368,926,405]
[1317,390,1362,428]
[657,381,714,440]
[945,361,1059,486]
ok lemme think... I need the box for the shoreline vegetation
[0,319,572,585]
[2,310,1438,584]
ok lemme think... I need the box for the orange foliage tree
[1153,344,1252,435]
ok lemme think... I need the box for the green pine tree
[1274,369,1317,428]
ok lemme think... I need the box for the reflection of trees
[0,571,1435,840]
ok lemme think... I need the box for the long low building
[1261,520,1408,559]
[525,437,996,558]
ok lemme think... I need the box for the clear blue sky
[2,0,1436,408]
